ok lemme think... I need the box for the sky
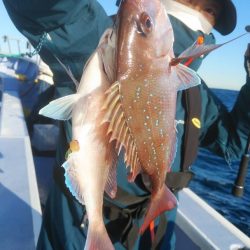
[0,0,249,90]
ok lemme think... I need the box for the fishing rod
[232,134,250,197]
[232,29,250,197]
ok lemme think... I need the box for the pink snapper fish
[102,0,201,234]
[40,28,117,250]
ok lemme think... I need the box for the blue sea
[189,88,250,237]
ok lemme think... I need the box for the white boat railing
[0,62,42,249]
[176,188,250,250]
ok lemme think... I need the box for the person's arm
[3,0,91,35]
[199,50,250,163]
[3,0,112,90]
[3,0,113,156]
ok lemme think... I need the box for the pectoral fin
[177,42,221,62]
[175,32,248,64]
[39,94,81,120]
[172,63,201,91]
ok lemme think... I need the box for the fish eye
[139,12,153,35]
[145,18,152,29]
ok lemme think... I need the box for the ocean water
[189,88,250,237]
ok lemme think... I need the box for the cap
[215,0,237,35]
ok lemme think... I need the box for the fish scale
[106,71,178,190]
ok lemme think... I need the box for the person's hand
[244,43,250,78]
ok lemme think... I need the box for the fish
[40,28,117,250]
[102,0,201,235]
[39,0,239,248]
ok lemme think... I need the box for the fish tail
[139,185,177,235]
[84,223,114,250]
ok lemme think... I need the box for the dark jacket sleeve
[199,61,250,162]
[3,0,112,149]
[3,0,91,34]
[3,0,112,93]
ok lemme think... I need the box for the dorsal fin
[102,82,142,181]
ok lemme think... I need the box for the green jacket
[4,0,250,249]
